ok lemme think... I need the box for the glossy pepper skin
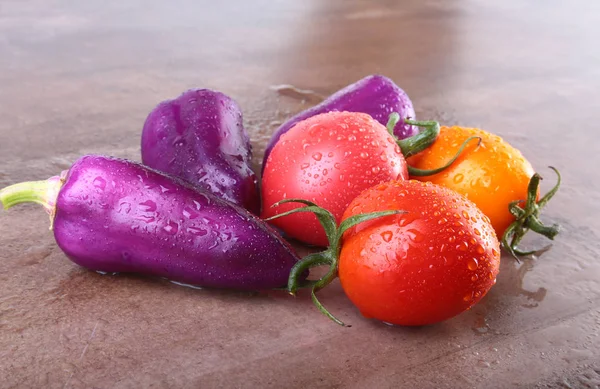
[141,89,260,214]
[0,156,301,290]
[262,75,417,170]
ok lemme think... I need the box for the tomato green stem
[394,118,481,177]
[286,252,332,295]
[407,136,482,177]
[502,167,561,260]
[397,119,440,158]
[267,198,403,326]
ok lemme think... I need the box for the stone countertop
[0,1,598,388]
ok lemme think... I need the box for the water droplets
[186,226,208,236]
[93,176,106,190]
[381,231,393,242]
[457,241,469,251]
[467,258,479,271]
[359,152,370,159]
[140,200,157,212]
[301,163,310,170]
[118,201,131,214]
[163,220,179,235]
[463,292,474,302]
[312,152,322,161]
[453,174,464,184]
[407,229,424,243]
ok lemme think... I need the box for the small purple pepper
[263,75,417,170]
[142,89,260,214]
[0,155,301,290]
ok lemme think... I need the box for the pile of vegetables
[0,75,560,327]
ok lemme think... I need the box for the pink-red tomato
[339,180,501,326]
[261,111,408,246]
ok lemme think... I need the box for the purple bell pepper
[0,155,301,290]
[263,75,417,170]
[141,89,260,214]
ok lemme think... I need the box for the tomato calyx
[502,166,561,260]
[386,116,481,177]
[265,199,404,327]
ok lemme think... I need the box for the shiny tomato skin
[262,111,408,246]
[339,180,500,326]
[407,126,535,237]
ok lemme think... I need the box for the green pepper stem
[0,176,64,229]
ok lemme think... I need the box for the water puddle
[269,84,325,104]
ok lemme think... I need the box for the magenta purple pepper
[0,156,302,290]
[262,74,417,170]
[141,89,260,214]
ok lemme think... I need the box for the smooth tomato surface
[339,180,500,326]
[262,111,408,246]
[407,126,535,236]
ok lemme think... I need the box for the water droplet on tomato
[407,229,424,243]
[381,231,393,242]
[467,258,479,270]
[491,248,499,257]
[471,274,479,282]
[360,152,369,159]
[463,292,474,302]
[348,135,357,141]
[301,163,310,170]
[312,152,322,161]
[448,236,456,243]
[437,218,448,225]
[371,166,381,174]
[474,228,481,236]
[462,210,469,219]
[457,241,469,251]
[476,244,485,254]
[453,174,464,184]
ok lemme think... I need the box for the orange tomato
[407,126,535,237]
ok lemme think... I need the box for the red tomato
[261,111,408,246]
[339,180,500,326]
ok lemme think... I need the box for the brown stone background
[0,0,599,388]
